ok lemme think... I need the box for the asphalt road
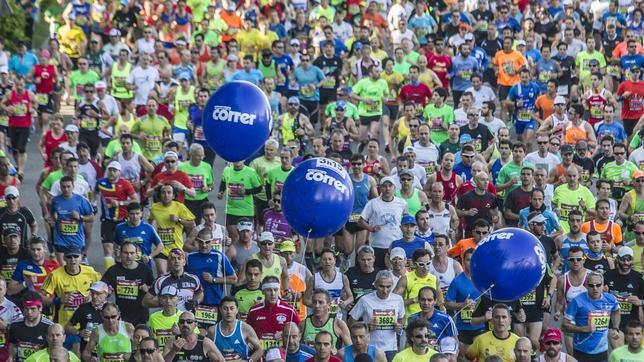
[19,104,229,273]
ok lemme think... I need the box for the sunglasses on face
[568,257,583,262]
[165,159,177,164]
[473,230,488,235]
[587,283,603,288]
[179,319,195,324]
[140,348,156,355]
[65,255,81,259]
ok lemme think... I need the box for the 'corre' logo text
[212,106,256,125]
[305,169,348,194]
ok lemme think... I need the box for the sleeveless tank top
[343,345,377,362]
[427,203,451,235]
[550,113,568,137]
[589,220,615,245]
[287,262,308,321]
[157,80,177,100]
[351,174,370,215]
[586,89,608,125]
[78,99,100,133]
[117,152,142,183]
[564,270,589,302]
[302,316,338,347]
[564,121,588,145]
[111,62,133,99]
[429,258,457,292]
[538,353,567,362]
[214,320,249,361]
[8,90,31,128]
[314,268,344,317]
[174,85,195,130]
[258,59,278,79]
[435,171,458,203]
[97,321,132,361]
[362,157,382,179]
[395,188,423,217]
[195,223,225,252]
[173,336,206,361]
[252,253,282,280]
[328,116,350,151]
[281,113,297,145]
[560,237,589,272]
[115,113,136,133]
[405,271,438,315]
[584,257,611,275]
[205,61,225,89]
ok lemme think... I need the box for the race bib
[194,126,205,141]
[0,265,15,281]
[0,332,4,348]
[195,305,219,325]
[323,78,336,88]
[190,175,204,189]
[158,228,175,245]
[102,353,126,362]
[502,61,515,75]
[519,290,537,306]
[60,220,79,235]
[607,65,620,76]
[517,109,531,122]
[300,86,314,97]
[17,341,41,359]
[146,137,161,152]
[559,204,577,221]
[13,104,27,116]
[350,213,361,223]
[431,117,444,130]
[590,106,603,119]
[155,329,173,348]
[372,309,396,330]
[35,93,48,106]
[64,292,86,311]
[228,184,244,199]
[461,69,472,80]
[538,71,551,83]
[114,76,127,87]
[424,162,437,175]
[0,115,8,127]
[618,300,633,315]
[259,333,280,349]
[329,300,340,318]
[365,100,380,113]
[116,279,139,299]
[80,118,98,130]
[589,310,610,331]
[461,308,473,323]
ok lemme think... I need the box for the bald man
[162,311,224,361]
[24,324,80,362]
[513,337,533,362]
[283,321,315,360]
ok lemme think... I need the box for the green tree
[0,0,27,52]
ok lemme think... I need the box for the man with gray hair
[178,143,214,224]
[349,269,405,361]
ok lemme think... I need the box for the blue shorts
[54,244,83,255]
[64,334,81,348]
[514,120,536,135]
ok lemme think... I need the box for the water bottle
[84,322,94,342]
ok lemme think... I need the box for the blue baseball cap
[401,215,416,225]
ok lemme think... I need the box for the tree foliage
[0,0,28,52]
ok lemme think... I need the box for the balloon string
[223,162,231,296]
[284,228,312,353]
[434,283,495,341]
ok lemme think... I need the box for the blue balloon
[282,158,354,238]
[470,228,547,302]
[203,81,272,162]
